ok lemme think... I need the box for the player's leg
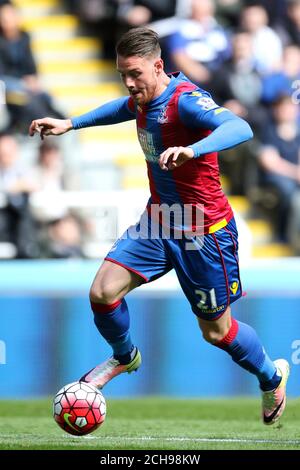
[197,307,289,425]
[80,212,172,389]
[90,259,143,360]
[171,217,289,424]
[192,291,282,391]
[80,259,143,388]
[90,258,144,305]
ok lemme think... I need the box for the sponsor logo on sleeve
[196,97,219,111]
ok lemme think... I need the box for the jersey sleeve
[178,90,253,157]
[71,96,136,129]
[178,90,235,129]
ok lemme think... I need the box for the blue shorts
[105,213,242,320]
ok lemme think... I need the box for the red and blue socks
[216,318,281,391]
[91,298,134,364]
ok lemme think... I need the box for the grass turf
[0,397,300,450]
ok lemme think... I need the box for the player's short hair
[116,27,161,59]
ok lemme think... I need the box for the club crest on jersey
[157,106,168,124]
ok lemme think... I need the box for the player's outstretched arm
[29,97,135,139]
[29,118,73,140]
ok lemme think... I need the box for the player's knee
[198,307,232,344]
[202,329,223,344]
[201,327,229,345]
[89,282,119,305]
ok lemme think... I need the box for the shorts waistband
[208,218,228,234]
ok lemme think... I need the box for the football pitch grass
[0,397,300,450]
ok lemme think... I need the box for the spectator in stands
[116,0,176,27]
[0,132,38,257]
[277,0,300,45]
[258,95,300,242]
[212,30,266,136]
[166,0,230,87]
[261,44,300,105]
[240,3,283,73]
[65,0,119,58]
[0,3,64,133]
[69,1,178,58]
[27,140,71,224]
[210,30,267,194]
[215,0,243,28]
[40,214,84,258]
[29,141,64,193]
[245,0,288,27]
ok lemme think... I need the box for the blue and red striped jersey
[128,72,233,233]
[72,72,253,234]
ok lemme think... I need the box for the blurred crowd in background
[0,0,299,259]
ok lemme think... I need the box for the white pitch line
[92,436,300,445]
[1,434,300,446]
[69,435,300,445]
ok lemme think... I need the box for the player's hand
[159,146,194,171]
[29,117,73,140]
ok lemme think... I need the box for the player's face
[117,55,163,105]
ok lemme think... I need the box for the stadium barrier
[0,258,300,398]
